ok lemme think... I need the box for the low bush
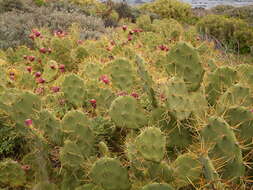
[139,0,192,23]
[0,7,105,49]
[197,15,253,53]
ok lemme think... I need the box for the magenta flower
[25,119,33,126]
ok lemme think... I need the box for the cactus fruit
[62,74,87,107]
[166,41,204,91]
[91,158,131,190]
[201,117,245,179]
[0,159,26,187]
[142,183,175,190]
[172,153,202,188]
[109,59,134,90]
[62,110,95,158]
[135,127,166,162]
[109,96,147,129]
[163,77,192,120]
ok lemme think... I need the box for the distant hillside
[111,0,253,8]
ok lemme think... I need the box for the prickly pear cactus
[236,64,253,89]
[146,161,174,183]
[217,84,253,113]
[166,41,204,91]
[62,110,95,158]
[201,117,245,179]
[135,127,166,162]
[42,60,58,82]
[11,91,41,133]
[172,153,202,188]
[109,96,147,129]
[206,66,238,105]
[135,55,158,108]
[62,74,87,107]
[163,77,192,120]
[35,110,63,145]
[73,46,89,61]
[108,59,135,90]
[0,159,26,187]
[60,140,84,168]
[33,182,58,190]
[142,183,175,190]
[75,184,101,190]
[224,106,253,142]
[91,157,131,190]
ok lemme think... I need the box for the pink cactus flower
[25,119,33,126]
[51,86,60,93]
[99,75,110,84]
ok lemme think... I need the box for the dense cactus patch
[0,6,253,190]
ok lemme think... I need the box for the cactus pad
[166,41,204,91]
[91,158,131,190]
[0,159,26,187]
[109,96,147,129]
[62,74,86,107]
[142,183,175,190]
[135,127,166,162]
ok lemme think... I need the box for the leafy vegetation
[0,0,253,189]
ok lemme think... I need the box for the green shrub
[0,8,105,49]
[0,0,24,12]
[136,15,153,31]
[113,2,141,22]
[0,121,26,160]
[197,15,253,53]
[139,0,192,23]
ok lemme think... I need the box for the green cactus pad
[147,161,174,183]
[33,182,58,190]
[201,117,245,179]
[135,127,166,162]
[164,77,192,120]
[206,66,238,105]
[11,91,41,134]
[62,110,95,158]
[42,60,58,82]
[142,183,175,190]
[109,96,147,129]
[166,41,204,91]
[62,74,86,107]
[75,184,102,190]
[91,157,131,190]
[60,140,84,168]
[0,159,26,187]
[35,110,63,145]
[109,59,134,90]
[74,46,89,61]
[172,153,202,188]
[135,55,158,108]
[236,64,253,89]
[217,84,253,113]
[224,106,253,142]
